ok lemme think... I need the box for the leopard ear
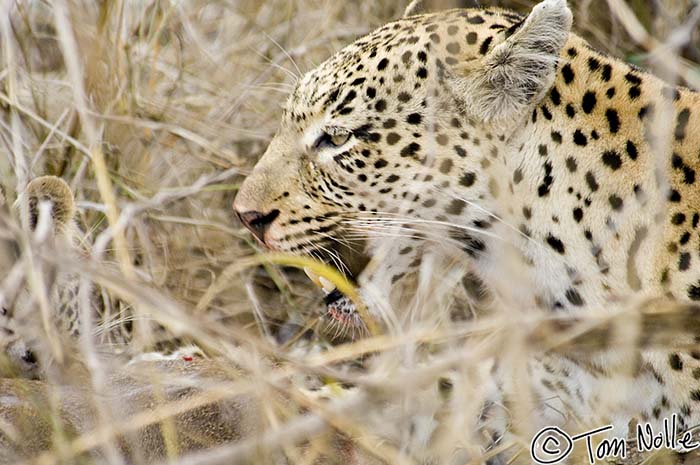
[23,176,75,233]
[453,0,572,123]
[403,0,424,17]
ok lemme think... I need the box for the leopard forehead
[283,8,524,128]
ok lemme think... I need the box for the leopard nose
[236,209,280,244]
[21,349,37,364]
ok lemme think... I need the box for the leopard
[0,176,150,379]
[234,0,700,460]
[0,176,213,382]
[0,176,83,378]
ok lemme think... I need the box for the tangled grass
[0,0,699,464]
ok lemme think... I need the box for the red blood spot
[183,355,193,362]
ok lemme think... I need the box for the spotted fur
[0,176,79,377]
[235,0,700,456]
[0,176,134,378]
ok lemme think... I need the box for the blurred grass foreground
[0,0,699,464]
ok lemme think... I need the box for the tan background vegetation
[0,1,698,464]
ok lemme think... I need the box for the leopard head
[0,176,77,378]
[234,0,572,317]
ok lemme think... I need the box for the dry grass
[0,0,699,464]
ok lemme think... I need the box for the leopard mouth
[300,237,370,329]
[302,245,369,304]
[304,265,367,335]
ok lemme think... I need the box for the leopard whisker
[331,316,343,340]
[342,221,482,251]
[344,213,500,240]
[251,48,300,84]
[262,31,303,79]
[316,243,351,277]
[314,229,365,261]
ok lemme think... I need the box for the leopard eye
[314,130,351,150]
[330,132,350,147]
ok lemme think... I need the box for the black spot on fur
[605,109,620,133]
[400,142,420,158]
[625,72,642,85]
[582,91,597,114]
[550,87,561,106]
[669,353,683,371]
[439,159,453,174]
[539,105,551,120]
[675,108,690,141]
[672,213,686,225]
[460,172,476,187]
[450,229,486,258]
[680,252,691,271]
[587,57,600,71]
[608,195,623,210]
[546,235,565,254]
[447,42,461,54]
[573,130,588,146]
[565,288,584,306]
[585,172,599,191]
[561,64,575,84]
[446,199,467,215]
[479,37,493,55]
[601,151,622,170]
[538,161,553,197]
[407,113,422,125]
[638,105,652,120]
[672,153,696,184]
[565,104,575,118]
[690,283,700,300]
